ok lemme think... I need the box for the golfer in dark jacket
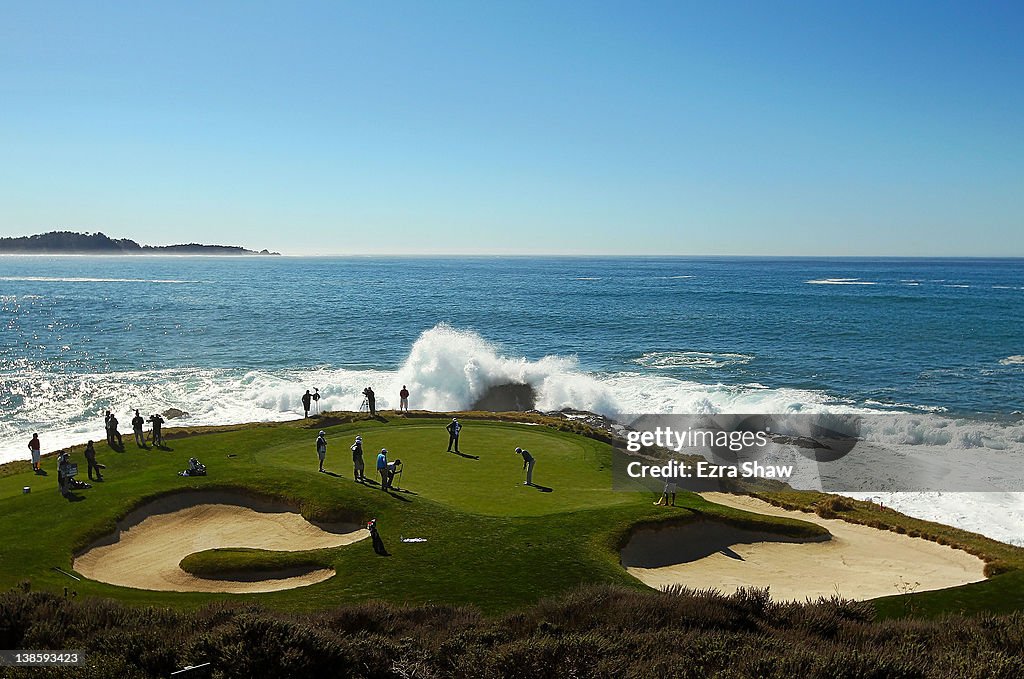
[351,436,365,482]
[302,390,312,418]
[84,440,103,481]
[132,410,145,447]
[515,447,535,486]
[446,418,461,453]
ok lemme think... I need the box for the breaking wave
[3,324,1023,465]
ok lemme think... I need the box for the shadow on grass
[449,450,480,460]
[529,484,553,493]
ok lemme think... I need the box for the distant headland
[0,231,280,255]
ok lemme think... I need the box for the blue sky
[1,1,1021,255]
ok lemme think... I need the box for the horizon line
[2,252,1023,260]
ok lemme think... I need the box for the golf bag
[367,518,389,556]
[57,451,91,497]
[178,457,207,477]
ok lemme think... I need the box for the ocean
[2,256,1023,542]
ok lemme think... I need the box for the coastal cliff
[0,231,279,255]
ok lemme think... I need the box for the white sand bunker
[624,493,986,601]
[74,491,368,593]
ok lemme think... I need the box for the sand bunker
[74,491,368,593]
[624,493,985,601]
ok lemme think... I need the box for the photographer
[107,412,123,448]
[362,386,376,417]
[149,413,165,446]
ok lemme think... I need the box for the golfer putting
[515,447,535,486]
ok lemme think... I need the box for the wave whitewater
[4,323,1022,460]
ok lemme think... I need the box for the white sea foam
[1001,355,1024,366]
[0,276,200,284]
[844,492,1024,547]
[633,351,754,369]
[805,278,878,285]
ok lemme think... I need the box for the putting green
[259,420,632,516]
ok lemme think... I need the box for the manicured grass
[0,412,1021,617]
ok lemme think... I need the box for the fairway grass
[1,412,1021,616]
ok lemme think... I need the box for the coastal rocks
[163,408,190,420]
[471,383,537,411]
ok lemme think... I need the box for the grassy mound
[179,548,334,580]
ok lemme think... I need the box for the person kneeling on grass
[654,479,677,506]
[383,459,402,490]
[515,447,535,486]
[316,430,328,472]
